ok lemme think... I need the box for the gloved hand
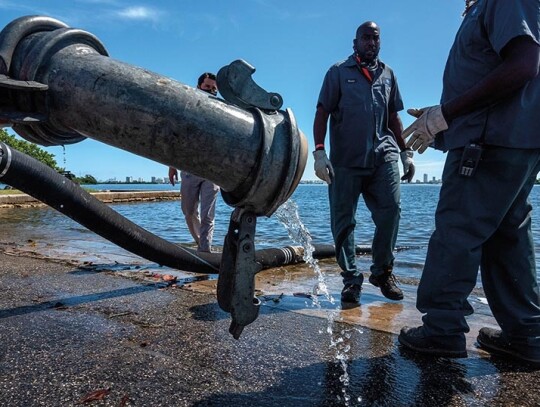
[400,149,415,183]
[313,150,334,184]
[402,105,448,153]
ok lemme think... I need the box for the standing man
[169,72,220,253]
[313,21,415,304]
[399,0,540,366]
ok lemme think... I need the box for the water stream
[275,200,358,406]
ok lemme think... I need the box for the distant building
[149,176,165,184]
[423,174,428,183]
[300,180,324,184]
[126,176,133,183]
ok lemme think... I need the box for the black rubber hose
[0,143,417,274]
[0,142,220,273]
[253,244,375,269]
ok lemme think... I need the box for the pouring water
[275,200,359,405]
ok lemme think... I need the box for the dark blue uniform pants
[329,162,401,286]
[418,147,540,347]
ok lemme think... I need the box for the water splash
[275,199,353,405]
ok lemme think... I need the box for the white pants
[180,172,219,252]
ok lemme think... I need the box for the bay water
[1,183,540,284]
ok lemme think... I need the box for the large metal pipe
[0,16,307,217]
[0,15,309,337]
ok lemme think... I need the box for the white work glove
[400,149,415,183]
[402,105,448,153]
[313,150,334,184]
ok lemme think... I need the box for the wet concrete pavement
[0,250,539,406]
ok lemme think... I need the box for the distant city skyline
[97,172,442,185]
[102,176,170,184]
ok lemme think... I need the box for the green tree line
[0,129,97,184]
[0,128,59,170]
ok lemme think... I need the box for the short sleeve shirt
[436,0,540,151]
[317,55,404,168]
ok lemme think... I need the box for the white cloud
[117,6,160,22]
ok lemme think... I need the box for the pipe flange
[11,27,108,146]
[265,108,307,215]
[0,15,68,75]
[18,28,108,82]
[221,107,307,216]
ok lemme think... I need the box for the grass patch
[0,186,96,195]
[0,189,24,195]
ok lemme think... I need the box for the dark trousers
[418,147,540,345]
[329,162,401,286]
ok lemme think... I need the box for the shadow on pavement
[0,284,160,319]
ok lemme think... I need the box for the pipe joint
[221,107,307,216]
[9,26,108,146]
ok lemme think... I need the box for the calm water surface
[2,183,540,283]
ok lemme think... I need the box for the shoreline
[0,239,493,345]
[0,190,179,208]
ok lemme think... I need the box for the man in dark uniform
[399,0,540,366]
[313,21,414,304]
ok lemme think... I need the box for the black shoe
[341,284,361,303]
[477,327,540,367]
[369,271,404,300]
[398,326,467,358]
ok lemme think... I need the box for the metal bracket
[216,59,283,111]
[217,208,262,339]
[0,74,48,91]
[0,75,48,126]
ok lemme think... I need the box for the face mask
[200,85,218,96]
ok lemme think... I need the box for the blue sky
[0,0,465,182]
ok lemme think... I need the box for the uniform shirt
[317,54,404,168]
[436,0,540,151]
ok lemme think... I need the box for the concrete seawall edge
[0,190,180,208]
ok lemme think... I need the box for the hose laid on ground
[0,143,223,273]
[0,143,418,274]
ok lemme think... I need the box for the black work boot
[341,284,362,303]
[477,327,540,367]
[369,268,404,300]
[398,326,467,358]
